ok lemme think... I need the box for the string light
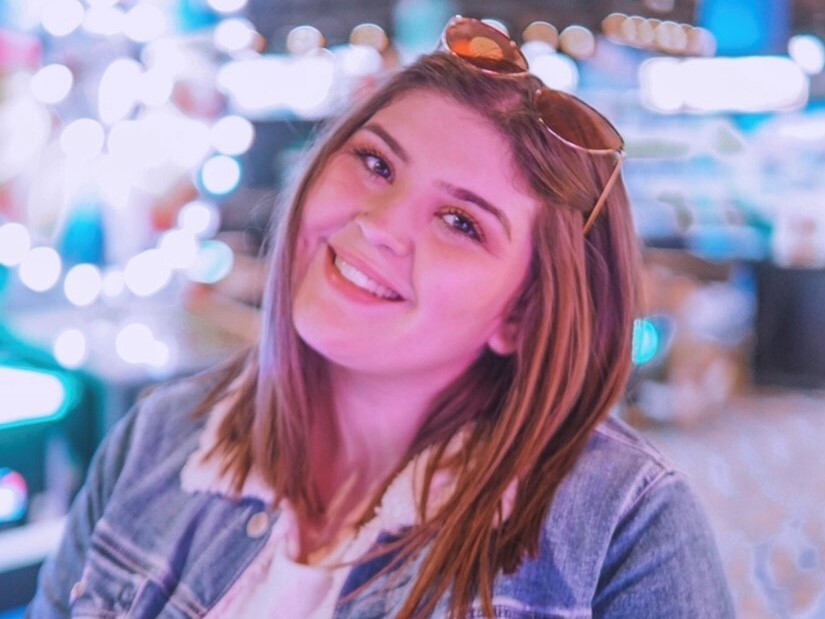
[559,25,596,59]
[602,12,716,56]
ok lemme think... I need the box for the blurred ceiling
[248,0,825,52]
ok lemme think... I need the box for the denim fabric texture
[26,370,735,618]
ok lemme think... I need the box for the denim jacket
[27,370,735,618]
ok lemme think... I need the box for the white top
[180,386,513,619]
[201,501,372,619]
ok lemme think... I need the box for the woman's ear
[487,314,521,356]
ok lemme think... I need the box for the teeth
[334,255,401,300]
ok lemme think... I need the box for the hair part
[199,52,641,619]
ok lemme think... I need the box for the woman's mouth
[333,254,403,301]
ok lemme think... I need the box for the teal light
[632,318,660,366]
[0,468,28,524]
[186,240,234,284]
[0,364,80,430]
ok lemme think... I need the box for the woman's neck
[298,362,464,562]
[318,366,439,489]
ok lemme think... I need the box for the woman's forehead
[346,90,540,241]
[358,91,517,177]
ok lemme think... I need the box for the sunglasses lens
[534,88,623,153]
[444,19,527,74]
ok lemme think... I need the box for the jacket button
[246,512,269,538]
[118,583,135,606]
[69,580,86,602]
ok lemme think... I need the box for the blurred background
[0,0,824,616]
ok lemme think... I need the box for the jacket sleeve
[593,471,736,618]
[26,405,140,618]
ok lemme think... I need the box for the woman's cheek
[291,234,315,287]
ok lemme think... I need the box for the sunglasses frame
[439,15,626,234]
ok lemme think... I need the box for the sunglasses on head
[440,16,626,234]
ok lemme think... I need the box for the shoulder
[537,416,687,582]
[526,416,733,616]
[85,365,235,499]
[124,366,229,454]
[562,415,678,511]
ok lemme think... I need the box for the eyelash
[349,144,485,244]
[352,146,393,181]
[440,208,484,243]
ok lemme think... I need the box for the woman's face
[292,90,538,387]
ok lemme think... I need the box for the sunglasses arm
[583,152,625,234]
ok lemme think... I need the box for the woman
[29,16,734,619]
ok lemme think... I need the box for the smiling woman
[28,16,734,619]
[292,91,535,384]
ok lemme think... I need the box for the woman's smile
[327,247,405,302]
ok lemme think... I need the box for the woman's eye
[441,210,483,242]
[356,149,393,180]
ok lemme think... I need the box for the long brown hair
[201,52,640,617]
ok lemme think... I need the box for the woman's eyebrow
[360,122,511,240]
[362,122,409,163]
[437,181,512,240]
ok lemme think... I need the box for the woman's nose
[355,193,415,256]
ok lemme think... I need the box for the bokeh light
[123,3,167,43]
[102,268,126,298]
[158,229,199,270]
[286,25,325,55]
[41,0,85,37]
[124,249,172,297]
[523,21,559,49]
[30,64,74,105]
[789,34,825,75]
[0,223,32,267]
[214,18,259,54]
[211,115,255,155]
[0,469,27,523]
[64,263,103,307]
[531,54,579,92]
[632,318,661,365]
[0,99,52,181]
[177,201,221,238]
[186,240,234,284]
[207,0,249,14]
[98,58,142,124]
[138,67,174,107]
[83,5,124,36]
[115,323,170,367]
[60,118,105,161]
[18,247,62,292]
[53,328,88,368]
[0,367,67,425]
[559,25,596,59]
[200,155,241,195]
